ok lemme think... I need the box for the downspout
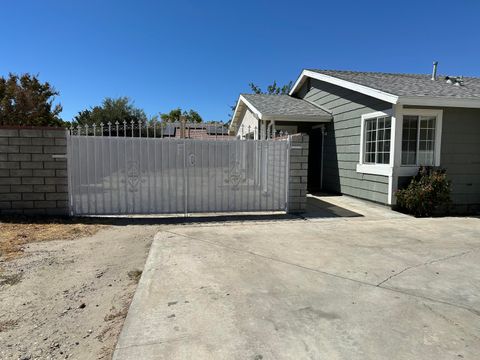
[320,124,326,190]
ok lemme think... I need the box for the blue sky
[2,0,479,122]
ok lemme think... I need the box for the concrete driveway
[113,196,480,360]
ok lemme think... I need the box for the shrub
[396,166,451,217]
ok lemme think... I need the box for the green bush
[396,166,451,217]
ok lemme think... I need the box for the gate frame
[65,122,294,217]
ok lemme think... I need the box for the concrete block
[8,153,31,162]
[33,184,55,192]
[12,200,34,209]
[0,138,8,145]
[43,129,66,138]
[0,185,10,192]
[0,129,19,137]
[290,149,303,157]
[0,161,20,169]
[55,138,67,146]
[0,169,9,177]
[44,161,67,169]
[10,169,33,177]
[43,145,66,154]
[0,201,12,209]
[45,177,67,185]
[19,129,43,137]
[0,145,19,153]
[301,163,308,170]
[33,169,55,177]
[56,201,68,208]
[31,138,54,146]
[46,193,68,201]
[23,209,47,215]
[32,154,53,161]
[21,161,43,169]
[9,137,32,145]
[22,177,45,185]
[55,169,68,177]
[1,193,21,201]
[301,176,308,183]
[11,185,33,192]
[290,156,308,163]
[20,145,43,154]
[23,193,45,201]
[0,177,20,185]
[34,200,57,208]
[289,163,301,170]
[289,183,307,190]
[290,170,308,177]
[0,154,7,161]
[56,185,68,192]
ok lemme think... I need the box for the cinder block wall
[288,133,308,213]
[0,127,68,216]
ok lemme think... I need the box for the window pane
[401,115,418,165]
[419,116,436,166]
[363,116,391,164]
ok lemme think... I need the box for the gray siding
[298,79,392,203]
[440,107,480,212]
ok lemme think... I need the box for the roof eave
[399,96,480,109]
[261,114,332,122]
[290,69,399,104]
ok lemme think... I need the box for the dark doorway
[307,127,324,193]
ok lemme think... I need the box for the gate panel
[67,131,289,216]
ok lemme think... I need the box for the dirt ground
[0,219,159,360]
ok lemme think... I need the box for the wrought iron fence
[66,120,289,140]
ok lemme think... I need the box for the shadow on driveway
[0,196,363,226]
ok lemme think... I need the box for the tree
[72,97,148,127]
[0,73,63,126]
[160,108,203,123]
[229,80,293,119]
[248,80,293,95]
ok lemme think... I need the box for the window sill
[356,163,392,176]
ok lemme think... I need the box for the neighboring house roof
[163,122,231,139]
[290,69,480,108]
[230,94,332,132]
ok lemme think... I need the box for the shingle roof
[308,69,480,99]
[242,94,331,117]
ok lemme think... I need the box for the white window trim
[400,108,443,170]
[357,109,393,176]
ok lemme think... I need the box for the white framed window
[401,109,443,167]
[363,115,391,164]
[357,110,393,176]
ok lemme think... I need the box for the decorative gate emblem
[224,160,246,190]
[123,161,145,192]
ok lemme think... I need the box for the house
[229,65,480,213]
[162,122,231,139]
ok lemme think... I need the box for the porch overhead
[230,94,332,132]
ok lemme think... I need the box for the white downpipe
[320,125,326,190]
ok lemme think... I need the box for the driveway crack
[376,249,476,287]
[162,230,480,317]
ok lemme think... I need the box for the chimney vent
[431,61,438,80]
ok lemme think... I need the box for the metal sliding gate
[66,128,290,216]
